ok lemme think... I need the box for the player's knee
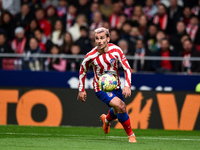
[110,97,126,113]
[116,102,126,113]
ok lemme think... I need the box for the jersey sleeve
[78,55,91,92]
[117,48,132,88]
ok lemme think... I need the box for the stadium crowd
[0,0,200,73]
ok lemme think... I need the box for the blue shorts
[95,89,124,107]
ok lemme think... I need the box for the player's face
[95,32,110,52]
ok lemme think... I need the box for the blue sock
[110,108,117,119]
[117,112,129,123]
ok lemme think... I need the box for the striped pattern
[78,43,132,92]
[109,14,119,29]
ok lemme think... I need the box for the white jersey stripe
[99,55,107,71]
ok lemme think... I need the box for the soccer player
[77,27,137,143]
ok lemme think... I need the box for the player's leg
[95,89,128,126]
[104,88,125,124]
[109,97,137,143]
[95,89,136,142]
[109,97,134,135]
[96,91,118,133]
[104,107,117,123]
[111,89,134,136]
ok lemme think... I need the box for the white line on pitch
[1,133,200,141]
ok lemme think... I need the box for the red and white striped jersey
[78,43,132,92]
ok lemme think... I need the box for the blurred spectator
[129,26,143,47]
[118,39,132,71]
[25,19,40,40]
[0,10,16,42]
[0,33,12,53]
[180,7,192,25]
[77,0,90,20]
[109,28,120,45]
[174,39,200,73]
[89,2,100,23]
[88,30,95,47]
[35,8,52,38]
[28,0,43,13]
[167,0,183,34]
[60,32,73,54]
[75,26,92,54]
[0,0,199,73]
[132,39,153,72]
[153,38,176,73]
[67,44,81,71]
[116,13,127,30]
[180,34,190,44]
[109,2,122,29]
[144,24,158,52]
[100,0,113,20]
[11,27,28,54]
[160,0,184,7]
[169,21,187,53]
[1,0,21,15]
[186,15,200,45]
[143,0,158,21]
[23,37,44,71]
[89,11,104,31]
[51,19,65,47]
[42,0,59,8]
[57,0,68,19]
[102,21,111,30]
[153,3,170,34]
[191,0,200,18]
[46,5,59,31]
[138,15,148,36]
[121,21,132,40]
[131,5,144,25]
[62,3,77,31]
[46,45,66,72]
[68,14,88,42]
[34,28,53,53]
[123,0,135,20]
[14,3,34,29]
[0,32,13,69]
[118,39,131,55]
[154,30,167,52]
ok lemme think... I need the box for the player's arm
[77,55,91,102]
[117,49,132,98]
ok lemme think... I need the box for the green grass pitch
[0,125,200,150]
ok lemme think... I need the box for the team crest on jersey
[110,59,116,65]
[107,92,113,97]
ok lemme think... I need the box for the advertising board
[1,88,199,130]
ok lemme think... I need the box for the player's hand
[77,91,87,102]
[122,86,131,98]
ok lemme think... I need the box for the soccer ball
[99,73,117,92]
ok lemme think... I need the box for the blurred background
[0,0,199,129]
